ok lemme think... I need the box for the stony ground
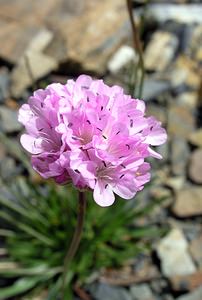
[0,0,202,300]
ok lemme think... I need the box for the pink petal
[93,181,115,207]
[20,134,42,154]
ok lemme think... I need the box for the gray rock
[171,136,189,176]
[156,143,169,162]
[164,296,174,300]
[145,4,202,24]
[176,286,202,300]
[156,228,196,277]
[150,279,168,295]
[141,78,171,101]
[90,283,132,300]
[0,157,20,180]
[0,106,22,133]
[130,284,155,300]
[0,68,10,103]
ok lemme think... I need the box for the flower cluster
[18,75,167,206]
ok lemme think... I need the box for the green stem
[126,0,145,98]
[62,191,86,298]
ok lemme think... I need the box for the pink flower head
[18,75,167,207]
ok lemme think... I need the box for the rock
[0,157,19,180]
[132,254,160,283]
[166,176,185,191]
[108,45,136,74]
[11,49,57,98]
[170,56,200,90]
[0,0,70,64]
[176,286,202,300]
[189,235,202,270]
[10,27,58,97]
[168,104,195,139]
[57,0,130,73]
[146,104,167,125]
[0,20,43,64]
[195,48,202,62]
[130,284,155,300]
[150,187,173,208]
[89,283,132,300]
[0,143,6,161]
[189,25,202,61]
[141,78,171,101]
[0,106,22,133]
[156,228,196,277]
[163,296,174,300]
[156,143,169,162]
[176,92,198,108]
[100,255,159,286]
[144,31,178,72]
[171,136,189,176]
[170,272,202,292]
[1,0,130,77]
[173,187,202,217]
[145,4,202,24]
[0,68,10,103]
[168,220,201,242]
[188,149,202,184]
[150,278,168,295]
[188,130,202,148]
[162,21,193,54]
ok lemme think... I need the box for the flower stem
[62,191,86,297]
[126,0,145,98]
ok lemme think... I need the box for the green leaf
[0,195,49,228]
[0,211,54,246]
[0,277,41,299]
[0,262,62,277]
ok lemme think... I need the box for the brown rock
[0,19,41,64]
[57,0,129,73]
[144,31,178,72]
[188,149,202,184]
[173,187,202,217]
[170,272,202,292]
[189,25,202,61]
[100,256,160,286]
[166,176,185,191]
[11,50,58,97]
[171,56,200,90]
[188,130,202,148]
[189,235,202,270]
[1,0,130,95]
[176,92,198,109]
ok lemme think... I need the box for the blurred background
[0,0,202,299]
